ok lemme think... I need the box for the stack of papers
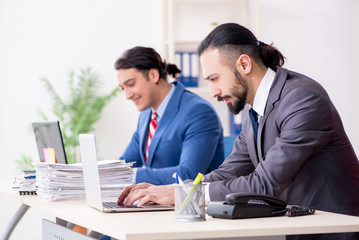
[33,160,133,201]
[13,170,37,195]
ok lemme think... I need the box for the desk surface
[2,181,359,240]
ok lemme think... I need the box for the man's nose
[209,83,220,98]
[125,89,133,99]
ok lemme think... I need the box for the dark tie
[249,108,258,145]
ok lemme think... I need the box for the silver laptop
[79,134,174,213]
[32,121,67,164]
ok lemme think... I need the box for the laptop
[78,134,174,213]
[32,121,68,164]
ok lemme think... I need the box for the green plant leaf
[17,67,121,167]
[15,154,35,171]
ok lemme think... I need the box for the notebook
[32,121,68,164]
[78,134,174,213]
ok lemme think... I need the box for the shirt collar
[151,83,175,122]
[252,68,276,117]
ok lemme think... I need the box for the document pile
[34,160,133,201]
[13,170,37,195]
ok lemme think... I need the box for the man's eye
[127,81,135,87]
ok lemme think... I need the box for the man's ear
[148,68,160,83]
[235,54,252,75]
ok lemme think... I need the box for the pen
[178,173,203,214]
[172,172,179,184]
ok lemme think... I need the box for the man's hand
[117,183,175,207]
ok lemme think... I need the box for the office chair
[223,135,239,159]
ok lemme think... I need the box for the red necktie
[145,112,157,163]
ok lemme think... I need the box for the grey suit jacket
[204,67,359,217]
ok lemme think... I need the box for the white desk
[2,180,359,240]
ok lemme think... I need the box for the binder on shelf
[175,51,198,87]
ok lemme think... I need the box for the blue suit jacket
[121,81,224,185]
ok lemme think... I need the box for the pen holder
[174,183,206,221]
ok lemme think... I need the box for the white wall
[0,0,162,239]
[0,0,164,178]
[0,0,358,239]
[258,0,359,155]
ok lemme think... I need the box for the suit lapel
[146,82,184,166]
[257,67,288,160]
[248,130,260,166]
[243,105,260,166]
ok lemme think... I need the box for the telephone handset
[225,193,287,207]
[206,193,288,219]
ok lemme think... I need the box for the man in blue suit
[114,46,224,185]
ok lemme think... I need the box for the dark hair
[197,23,285,70]
[114,46,181,80]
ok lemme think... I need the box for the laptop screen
[32,121,68,164]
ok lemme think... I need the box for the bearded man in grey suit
[118,23,359,240]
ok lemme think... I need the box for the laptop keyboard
[103,202,139,209]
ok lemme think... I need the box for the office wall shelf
[161,0,260,135]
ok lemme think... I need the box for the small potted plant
[16,67,120,169]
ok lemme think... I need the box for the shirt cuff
[204,182,210,204]
[131,168,138,184]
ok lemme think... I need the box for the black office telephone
[206,193,288,219]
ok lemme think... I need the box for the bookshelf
[161,0,260,135]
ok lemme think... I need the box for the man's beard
[228,88,247,114]
[217,71,248,115]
